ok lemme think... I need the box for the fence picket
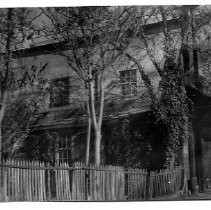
[0,159,184,201]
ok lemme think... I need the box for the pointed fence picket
[126,168,148,200]
[148,166,183,199]
[0,159,184,201]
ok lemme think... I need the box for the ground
[154,189,211,200]
[185,189,211,200]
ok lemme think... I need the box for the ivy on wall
[152,61,191,168]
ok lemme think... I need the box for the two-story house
[4,6,211,192]
[7,8,190,167]
[10,40,153,165]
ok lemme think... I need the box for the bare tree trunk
[94,130,101,165]
[0,110,4,201]
[189,7,199,194]
[88,77,99,165]
[190,8,200,89]
[0,8,13,163]
[95,82,104,165]
[0,126,2,165]
[0,96,6,200]
[0,8,13,200]
[85,100,91,166]
[88,70,105,166]
[0,92,8,162]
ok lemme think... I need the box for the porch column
[179,139,190,179]
[189,127,198,194]
[199,138,206,192]
[55,132,59,165]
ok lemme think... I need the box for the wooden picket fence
[126,167,148,200]
[71,162,125,200]
[0,159,185,201]
[0,159,46,201]
[148,168,183,199]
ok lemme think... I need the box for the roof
[185,85,211,108]
[34,97,150,130]
[34,85,211,130]
[11,18,182,59]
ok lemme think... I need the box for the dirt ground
[185,189,211,200]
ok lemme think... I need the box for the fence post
[0,160,5,202]
[85,168,90,200]
[146,172,152,200]
[0,163,2,201]
[180,167,188,197]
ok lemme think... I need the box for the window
[57,134,73,164]
[50,77,70,108]
[120,69,137,95]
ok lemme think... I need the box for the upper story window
[50,77,70,108]
[120,69,137,95]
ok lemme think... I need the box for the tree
[191,6,211,91]
[0,8,13,163]
[0,8,45,162]
[2,64,48,159]
[41,6,141,165]
[120,6,194,168]
[0,8,45,200]
[121,6,211,173]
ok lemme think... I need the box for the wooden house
[3,6,211,193]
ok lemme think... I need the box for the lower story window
[58,149,71,164]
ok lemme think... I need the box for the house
[10,44,153,166]
[3,6,211,193]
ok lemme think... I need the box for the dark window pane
[63,150,68,160]
[67,151,71,162]
[125,74,130,82]
[120,71,126,82]
[58,138,62,148]
[57,133,73,164]
[62,136,65,148]
[50,77,69,108]
[59,151,63,161]
[131,71,137,82]
[67,138,72,148]
[122,84,131,95]
[131,83,137,95]
[64,136,67,148]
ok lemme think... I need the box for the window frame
[119,69,137,95]
[49,76,70,108]
[57,133,73,164]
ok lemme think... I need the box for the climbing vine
[152,61,191,168]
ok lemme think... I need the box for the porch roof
[185,85,211,108]
[34,97,150,130]
[34,85,211,130]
